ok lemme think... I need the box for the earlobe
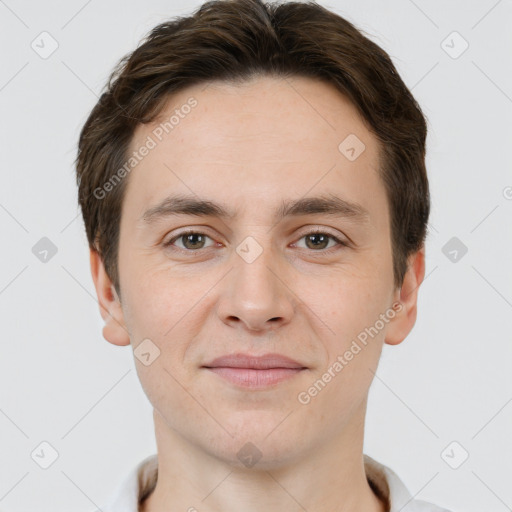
[385,247,426,346]
[89,248,131,347]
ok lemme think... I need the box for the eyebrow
[139,193,370,225]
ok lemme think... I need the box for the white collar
[101,453,451,512]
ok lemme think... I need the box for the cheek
[125,274,200,415]
[122,263,196,334]
[301,292,387,419]
[121,266,214,376]
[304,267,391,389]
[309,266,389,331]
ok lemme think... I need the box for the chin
[201,422,308,471]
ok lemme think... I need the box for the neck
[140,405,386,512]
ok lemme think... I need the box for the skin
[90,75,425,512]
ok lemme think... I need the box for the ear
[89,248,131,346]
[385,246,426,346]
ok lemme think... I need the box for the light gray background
[1,0,511,511]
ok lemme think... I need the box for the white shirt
[97,453,453,512]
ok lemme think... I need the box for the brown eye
[164,231,214,251]
[294,230,347,252]
[304,233,331,250]
[181,233,207,250]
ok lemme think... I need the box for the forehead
[122,75,386,229]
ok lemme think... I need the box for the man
[76,0,452,510]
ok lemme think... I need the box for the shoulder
[90,454,158,512]
[363,453,454,512]
[407,499,454,512]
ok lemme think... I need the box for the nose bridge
[216,232,295,331]
[236,235,278,295]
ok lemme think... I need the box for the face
[91,75,424,469]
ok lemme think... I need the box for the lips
[202,353,306,370]
[202,353,307,389]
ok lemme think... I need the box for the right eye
[163,230,217,251]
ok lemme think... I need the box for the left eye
[293,231,346,251]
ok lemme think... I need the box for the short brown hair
[76,0,430,298]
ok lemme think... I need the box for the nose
[215,240,295,333]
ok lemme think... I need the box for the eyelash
[163,228,348,255]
